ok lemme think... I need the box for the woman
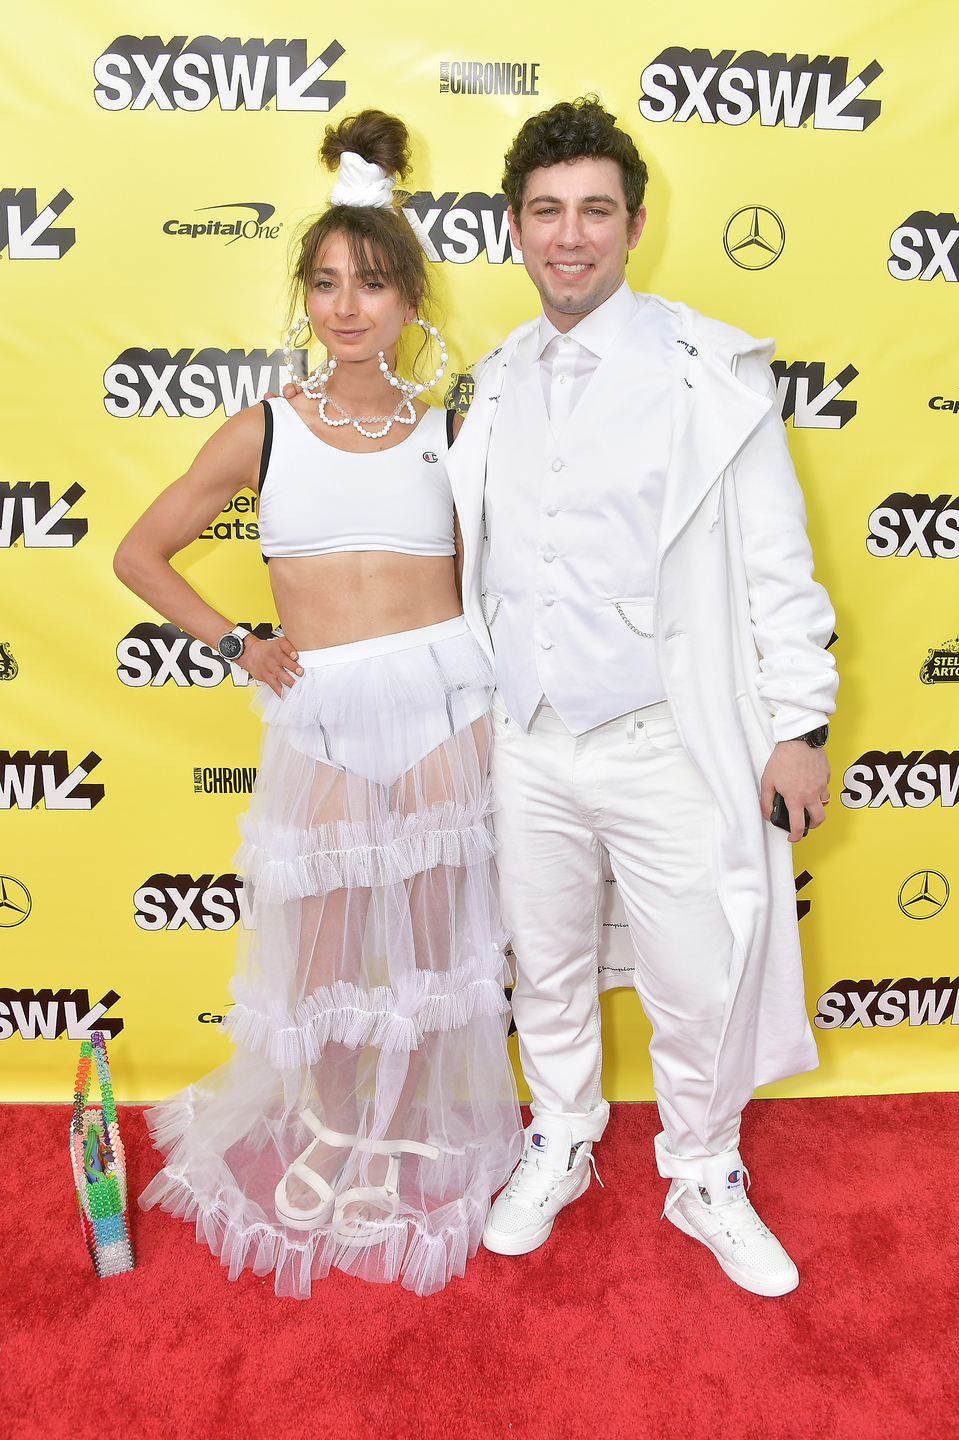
[116,110,521,1297]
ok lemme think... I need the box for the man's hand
[239,636,303,697]
[760,741,831,843]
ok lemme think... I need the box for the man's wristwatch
[216,626,250,660]
[791,725,829,748]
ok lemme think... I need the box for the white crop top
[257,399,455,559]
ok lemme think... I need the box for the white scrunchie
[329,151,396,209]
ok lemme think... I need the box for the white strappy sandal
[332,1135,440,1249]
[274,1110,353,1231]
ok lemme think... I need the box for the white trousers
[491,697,740,1163]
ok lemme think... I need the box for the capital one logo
[0,482,88,548]
[865,495,959,558]
[103,348,289,418]
[887,213,959,282]
[638,50,882,130]
[400,192,523,265]
[94,37,345,112]
[117,621,276,687]
[772,361,858,429]
[0,189,75,259]
[134,874,246,931]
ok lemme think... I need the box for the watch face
[218,634,244,659]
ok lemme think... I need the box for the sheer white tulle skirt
[139,616,522,1297]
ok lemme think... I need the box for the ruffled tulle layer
[139,622,522,1297]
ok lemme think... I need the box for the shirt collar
[535,281,640,360]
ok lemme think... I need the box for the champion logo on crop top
[423,451,438,463]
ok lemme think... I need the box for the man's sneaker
[483,1116,598,1256]
[662,1151,799,1297]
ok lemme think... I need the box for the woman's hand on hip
[240,636,303,696]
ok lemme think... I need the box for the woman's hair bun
[320,110,411,181]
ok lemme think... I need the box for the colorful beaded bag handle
[69,1032,135,1277]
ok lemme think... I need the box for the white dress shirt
[537,280,641,427]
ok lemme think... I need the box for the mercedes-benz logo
[724,206,786,270]
[898,870,949,920]
[0,876,32,928]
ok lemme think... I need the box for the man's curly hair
[502,97,648,222]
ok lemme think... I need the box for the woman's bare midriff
[268,550,462,650]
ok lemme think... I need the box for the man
[446,98,836,1297]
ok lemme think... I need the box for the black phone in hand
[770,792,810,838]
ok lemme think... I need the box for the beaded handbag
[69,1032,135,1277]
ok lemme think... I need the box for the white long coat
[447,293,838,1091]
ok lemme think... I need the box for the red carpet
[5,1095,957,1440]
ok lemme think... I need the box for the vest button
[543,598,555,607]
[543,554,555,563]
[546,508,558,517]
[541,641,553,650]
[551,459,564,472]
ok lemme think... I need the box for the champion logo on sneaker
[726,1168,743,1191]
[530,1132,548,1153]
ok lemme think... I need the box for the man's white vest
[483,303,679,734]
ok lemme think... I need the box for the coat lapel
[658,330,773,555]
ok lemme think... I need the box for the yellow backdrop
[3,0,957,1103]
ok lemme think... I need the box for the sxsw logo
[0,751,104,810]
[93,37,345,112]
[841,751,959,808]
[772,361,858,429]
[400,192,523,265]
[0,988,123,1040]
[117,621,275,688]
[638,51,882,130]
[0,482,88,548]
[0,189,75,259]
[103,348,289,418]
[865,495,959,558]
[134,874,247,931]
[815,978,959,1029]
[887,214,959,281]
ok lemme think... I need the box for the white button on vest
[543,554,555,563]
[551,459,564,472]
[543,597,555,607]
[546,508,558,517]
[541,640,552,649]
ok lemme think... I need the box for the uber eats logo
[103,348,289,418]
[865,494,959,558]
[0,189,75,259]
[0,482,87,548]
[638,50,882,130]
[94,37,346,112]
[134,874,246,931]
[116,621,275,688]
[399,192,522,265]
[888,214,959,282]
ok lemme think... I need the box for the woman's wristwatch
[216,626,250,660]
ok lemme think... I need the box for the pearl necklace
[283,318,450,441]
